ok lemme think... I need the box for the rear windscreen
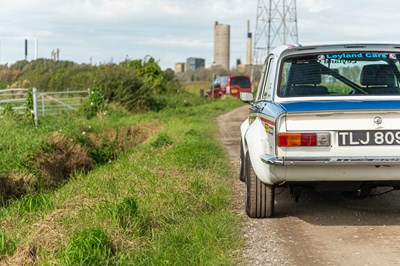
[278,52,400,97]
[230,77,251,88]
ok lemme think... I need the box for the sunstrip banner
[318,53,398,60]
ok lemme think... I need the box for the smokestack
[34,39,38,60]
[24,39,28,60]
[247,20,252,65]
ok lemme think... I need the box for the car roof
[218,75,250,78]
[269,43,400,61]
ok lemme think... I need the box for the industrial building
[186,57,205,71]
[174,62,185,73]
[214,21,230,70]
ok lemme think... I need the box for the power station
[174,0,299,74]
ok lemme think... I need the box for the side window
[263,58,275,99]
[256,56,272,101]
[257,56,275,100]
[213,77,220,88]
[221,77,228,88]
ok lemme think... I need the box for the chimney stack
[247,20,252,65]
[24,39,28,60]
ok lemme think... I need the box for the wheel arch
[240,118,250,156]
[243,117,275,185]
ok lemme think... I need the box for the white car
[240,43,400,218]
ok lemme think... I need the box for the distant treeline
[0,57,179,112]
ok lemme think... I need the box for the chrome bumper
[261,155,400,166]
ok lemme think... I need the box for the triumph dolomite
[240,43,400,218]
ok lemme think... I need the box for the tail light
[278,132,330,147]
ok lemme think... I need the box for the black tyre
[245,152,275,218]
[239,140,246,182]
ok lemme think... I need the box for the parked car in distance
[206,75,252,98]
[240,43,400,218]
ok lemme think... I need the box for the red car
[206,75,252,98]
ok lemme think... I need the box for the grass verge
[0,96,244,265]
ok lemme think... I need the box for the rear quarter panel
[243,102,287,184]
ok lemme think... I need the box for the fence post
[42,94,45,117]
[32,87,39,126]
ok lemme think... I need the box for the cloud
[0,0,400,69]
[136,37,212,49]
[297,0,400,44]
[300,0,333,13]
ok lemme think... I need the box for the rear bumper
[261,155,400,166]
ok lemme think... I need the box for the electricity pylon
[253,0,299,65]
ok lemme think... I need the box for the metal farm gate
[0,88,89,126]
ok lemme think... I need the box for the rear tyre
[239,140,246,182]
[245,152,275,218]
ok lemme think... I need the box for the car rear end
[273,101,400,184]
[227,76,252,97]
[241,44,400,217]
[269,44,400,188]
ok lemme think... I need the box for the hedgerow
[0,57,187,113]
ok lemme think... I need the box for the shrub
[151,133,173,148]
[81,87,105,119]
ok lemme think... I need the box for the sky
[0,0,399,69]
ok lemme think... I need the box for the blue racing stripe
[279,100,400,113]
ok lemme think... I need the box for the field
[0,95,244,265]
[182,81,212,96]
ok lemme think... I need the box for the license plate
[338,130,400,146]
[231,89,238,94]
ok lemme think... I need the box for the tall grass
[0,96,244,264]
[63,228,114,265]
[0,234,17,258]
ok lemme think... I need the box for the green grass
[63,227,114,265]
[0,96,244,265]
[0,234,17,258]
[16,192,53,213]
[182,81,211,96]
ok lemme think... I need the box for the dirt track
[218,105,400,266]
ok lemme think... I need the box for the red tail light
[301,133,317,146]
[278,133,330,147]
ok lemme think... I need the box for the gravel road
[218,105,400,266]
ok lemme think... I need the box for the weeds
[114,197,150,235]
[116,197,138,227]
[0,234,17,257]
[17,193,53,213]
[151,133,173,148]
[63,228,114,265]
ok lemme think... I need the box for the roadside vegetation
[0,58,245,264]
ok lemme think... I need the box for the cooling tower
[214,21,230,70]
